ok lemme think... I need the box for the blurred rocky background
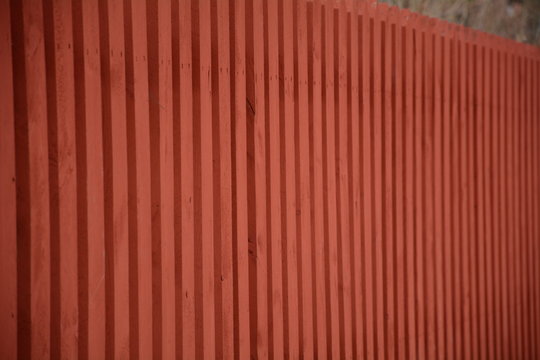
[379,0,540,45]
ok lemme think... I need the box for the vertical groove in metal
[3,1,540,359]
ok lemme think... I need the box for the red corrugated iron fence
[2,0,540,359]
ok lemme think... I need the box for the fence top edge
[345,0,540,56]
[314,0,540,58]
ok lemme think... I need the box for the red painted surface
[2,0,540,359]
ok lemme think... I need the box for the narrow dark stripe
[306,5,318,357]
[191,0,204,357]
[97,0,115,357]
[244,0,258,355]
[346,11,358,360]
[170,0,183,354]
[320,9,332,358]
[11,0,31,357]
[262,0,274,356]
[210,0,223,356]
[228,0,240,357]
[72,0,89,357]
[122,0,140,358]
[144,1,163,358]
[292,0,305,354]
[276,0,290,354]
[41,0,60,357]
[333,9,345,359]
[369,17,379,360]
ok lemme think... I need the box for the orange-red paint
[3,1,540,359]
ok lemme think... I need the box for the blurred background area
[379,0,540,45]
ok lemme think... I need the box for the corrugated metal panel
[2,0,540,359]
